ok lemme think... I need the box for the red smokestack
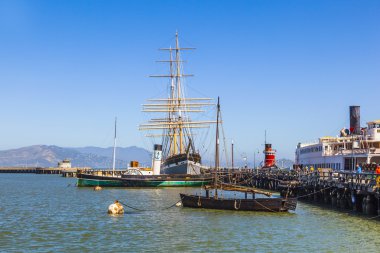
[264,144,276,167]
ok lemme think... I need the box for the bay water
[0,174,379,252]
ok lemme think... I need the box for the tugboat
[262,143,278,169]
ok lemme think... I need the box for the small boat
[180,183,297,212]
[180,194,296,212]
[180,98,297,212]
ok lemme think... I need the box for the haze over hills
[0,145,152,168]
[274,159,294,169]
[71,146,151,164]
[0,145,293,169]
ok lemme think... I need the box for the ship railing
[77,168,126,177]
[326,149,371,156]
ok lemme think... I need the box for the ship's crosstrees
[139,33,215,174]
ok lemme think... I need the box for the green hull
[77,178,125,187]
[77,176,210,188]
[124,180,207,187]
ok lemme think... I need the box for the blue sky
[0,0,379,162]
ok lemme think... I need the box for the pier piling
[222,168,380,217]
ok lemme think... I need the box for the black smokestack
[154,144,162,151]
[349,106,360,135]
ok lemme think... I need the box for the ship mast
[112,117,117,173]
[140,32,215,159]
[214,97,220,199]
[175,34,184,154]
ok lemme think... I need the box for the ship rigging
[139,33,215,174]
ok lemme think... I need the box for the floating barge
[180,193,296,212]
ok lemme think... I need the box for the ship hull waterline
[179,194,297,212]
[162,153,202,175]
[77,174,211,187]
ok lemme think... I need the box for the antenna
[231,139,234,169]
[265,130,267,145]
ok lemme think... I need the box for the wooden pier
[0,167,37,173]
[0,167,89,177]
[0,167,122,178]
[224,168,380,217]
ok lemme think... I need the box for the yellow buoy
[108,200,124,214]
[94,186,102,191]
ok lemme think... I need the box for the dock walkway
[225,169,380,216]
[0,167,87,177]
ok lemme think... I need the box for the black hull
[180,194,297,212]
[162,153,201,166]
[162,153,202,175]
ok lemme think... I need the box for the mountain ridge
[0,145,294,169]
[0,145,152,168]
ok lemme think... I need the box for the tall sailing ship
[140,33,214,175]
[76,33,214,187]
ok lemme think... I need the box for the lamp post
[253,149,259,169]
[243,156,247,168]
[231,140,234,169]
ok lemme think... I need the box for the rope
[118,199,182,212]
[285,182,290,199]
[296,186,333,199]
[368,214,380,220]
[234,199,241,210]
[253,200,278,212]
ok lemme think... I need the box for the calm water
[0,174,379,252]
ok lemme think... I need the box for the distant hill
[71,146,151,166]
[228,158,294,169]
[0,145,151,168]
[0,145,293,169]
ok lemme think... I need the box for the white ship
[295,106,380,171]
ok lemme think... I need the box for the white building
[58,159,72,169]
